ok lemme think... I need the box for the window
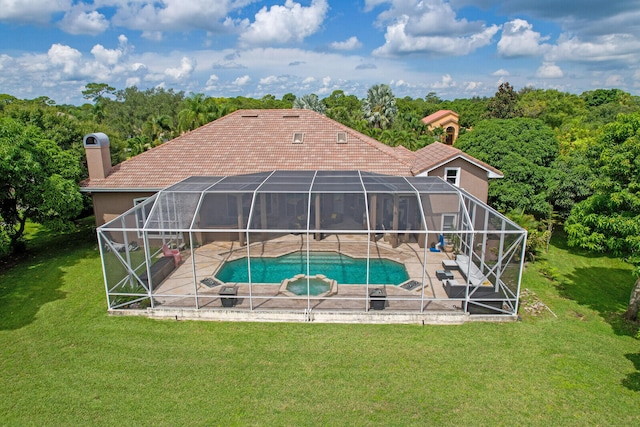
[293,132,304,144]
[444,167,460,187]
[441,214,457,245]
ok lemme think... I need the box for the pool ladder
[303,308,314,322]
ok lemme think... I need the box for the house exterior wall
[427,158,489,202]
[425,114,459,145]
[91,192,156,226]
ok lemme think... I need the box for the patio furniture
[444,279,505,314]
[139,256,175,288]
[162,244,182,268]
[455,254,486,286]
[219,286,238,307]
[369,288,387,310]
[442,259,458,270]
[436,269,454,281]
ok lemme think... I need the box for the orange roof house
[422,110,460,145]
[81,109,500,226]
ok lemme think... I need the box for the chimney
[83,133,112,180]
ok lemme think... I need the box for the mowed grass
[1,222,639,425]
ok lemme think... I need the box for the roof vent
[241,114,258,118]
[293,132,304,144]
[337,132,347,144]
[283,114,300,118]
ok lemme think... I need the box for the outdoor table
[436,269,454,281]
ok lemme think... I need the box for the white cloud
[491,69,510,77]
[330,37,362,51]
[234,75,251,86]
[239,0,328,46]
[205,74,219,91]
[322,76,331,86]
[464,81,483,91]
[91,45,122,66]
[126,77,141,87]
[431,74,455,89]
[259,75,286,85]
[59,8,109,35]
[369,0,498,56]
[535,62,563,78]
[497,19,549,57]
[0,0,69,25]
[142,31,164,41]
[111,0,250,35]
[48,43,82,75]
[373,15,499,57]
[164,57,195,80]
[605,74,624,86]
[546,33,640,63]
[303,76,316,84]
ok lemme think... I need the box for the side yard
[0,221,638,425]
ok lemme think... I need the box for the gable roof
[421,109,459,125]
[81,109,499,191]
[411,142,503,178]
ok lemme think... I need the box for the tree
[485,82,522,119]
[177,93,219,133]
[455,118,559,218]
[324,90,362,127]
[82,82,116,103]
[440,97,489,128]
[293,93,325,114]
[565,113,640,320]
[518,89,586,129]
[362,84,398,129]
[0,118,83,254]
[143,114,173,145]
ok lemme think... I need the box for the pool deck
[147,234,476,316]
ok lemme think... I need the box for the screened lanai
[98,171,527,322]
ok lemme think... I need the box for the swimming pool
[215,251,409,285]
[286,277,331,296]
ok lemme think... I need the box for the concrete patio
[149,234,474,315]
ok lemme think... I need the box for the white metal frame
[97,171,527,318]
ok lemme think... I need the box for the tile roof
[421,109,459,125]
[81,109,499,190]
[411,142,503,177]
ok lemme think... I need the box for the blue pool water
[215,251,409,285]
[286,278,330,296]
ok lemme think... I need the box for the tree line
[1,83,639,318]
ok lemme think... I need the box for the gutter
[79,187,163,193]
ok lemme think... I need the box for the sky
[1,0,639,105]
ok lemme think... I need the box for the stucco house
[81,109,501,227]
[421,110,460,145]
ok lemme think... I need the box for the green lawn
[1,222,639,425]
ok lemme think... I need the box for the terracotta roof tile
[81,109,499,190]
[421,109,459,125]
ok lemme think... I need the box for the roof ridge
[309,111,417,169]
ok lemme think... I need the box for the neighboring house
[81,109,501,226]
[421,110,460,145]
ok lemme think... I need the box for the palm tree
[293,93,326,114]
[143,114,173,145]
[177,93,219,133]
[362,84,398,129]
